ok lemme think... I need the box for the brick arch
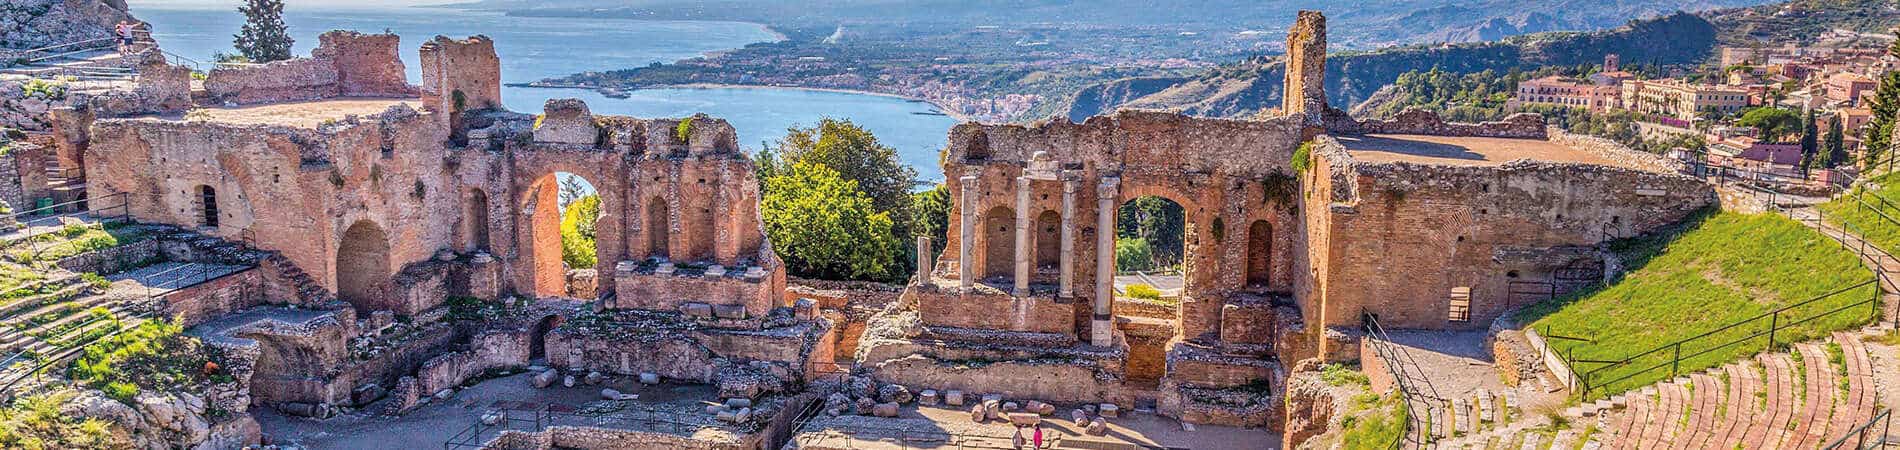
[981,205,1015,280]
[518,171,612,298]
[336,219,390,313]
[461,188,491,252]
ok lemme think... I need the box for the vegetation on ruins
[0,390,125,449]
[69,321,225,403]
[1123,284,1162,301]
[910,184,951,260]
[760,161,900,281]
[757,119,917,281]
[233,0,293,63]
[1336,391,1407,449]
[1520,210,1877,398]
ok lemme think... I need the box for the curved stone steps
[1788,344,1831,449]
[1710,363,1759,450]
[1834,332,1878,432]
[1682,372,1721,449]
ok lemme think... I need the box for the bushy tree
[761,161,899,281]
[759,118,919,278]
[1799,110,1819,174]
[1114,237,1155,272]
[560,195,599,269]
[1116,197,1183,270]
[234,0,293,63]
[1737,107,1801,143]
[910,184,951,259]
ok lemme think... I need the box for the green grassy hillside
[1519,210,1878,398]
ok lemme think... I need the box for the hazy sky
[128,0,458,10]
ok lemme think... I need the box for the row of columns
[953,174,1118,347]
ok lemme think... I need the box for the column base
[1091,318,1114,346]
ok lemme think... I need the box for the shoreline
[515,82,973,122]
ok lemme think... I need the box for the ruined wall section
[1281,10,1327,127]
[1331,108,1548,139]
[203,31,415,106]
[86,104,461,314]
[937,110,1306,343]
[420,35,502,114]
[1306,138,1712,332]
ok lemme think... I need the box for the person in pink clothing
[1032,424,1044,448]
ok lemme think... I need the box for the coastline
[515,82,974,122]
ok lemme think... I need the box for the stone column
[958,176,978,291]
[1013,176,1032,295]
[915,236,930,286]
[1092,177,1120,347]
[1059,178,1077,298]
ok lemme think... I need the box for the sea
[124,2,959,182]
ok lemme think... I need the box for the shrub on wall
[560,195,600,269]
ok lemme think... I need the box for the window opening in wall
[199,185,218,227]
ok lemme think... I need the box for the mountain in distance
[1062,12,1721,121]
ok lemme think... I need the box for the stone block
[873,402,899,417]
[945,390,965,406]
[706,403,726,415]
[1100,403,1119,418]
[878,384,913,404]
[1071,409,1089,425]
[680,302,714,318]
[1003,401,1020,412]
[351,383,386,406]
[704,265,726,276]
[725,398,752,409]
[562,375,575,388]
[734,407,752,423]
[584,371,604,385]
[713,303,747,319]
[970,404,985,422]
[1087,417,1107,435]
[639,372,661,385]
[602,388,636,401]
[857,397,876,416]
[794,298,818,320]
[919,390,940,406]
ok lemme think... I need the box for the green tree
[1737,107,1801,143]
[760,118,919,276]
[557,175,589,207]
[234,0,293,63]
[1799,110,1819,174]
[1824,115,1846,169]
[761,161,900,281]
[560,195,600,269]
[911,184,951,260]
[1114,238,1154,272]
[1866,71,1900,169]
[1116,197,1183,270]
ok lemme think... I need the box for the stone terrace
[157,98,420,128]
[1336,134,1638,169]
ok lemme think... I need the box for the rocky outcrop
[0,0,134,54]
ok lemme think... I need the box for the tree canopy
[1736,107,1800,143]
[757,118,920,281]
[233,0,293,63]
[560,195,599,269]
[760,161,900,281]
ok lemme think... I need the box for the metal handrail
[1363,313,1442,448]
[1823,408,1894,449]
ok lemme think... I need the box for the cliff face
[1063,12,1718,120]
[0,0,135,50]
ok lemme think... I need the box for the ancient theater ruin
[0,7,1780,450]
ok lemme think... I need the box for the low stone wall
[913,285,1075,336]
[1340,109,1547,139]
[866,354,1131,406]
[1550,129,1687,174]
[202,31,415,105]
[415,328,528,395]
[613,269,778,322]
[482,426,751,450]
[55,236,159,274]
[163,267,263,328]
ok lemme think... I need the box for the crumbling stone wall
[415,328,528,395]
[1337,109,1548,139]
[1302,136,1713,332]
[203,31,414,105]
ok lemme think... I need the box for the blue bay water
[126,2,958,181]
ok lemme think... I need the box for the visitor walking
[114,21,135,55]
[1032,423,1045,449]
[1011,424,1025,449]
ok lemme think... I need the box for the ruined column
[1282,10,1328,128]
[959,176,978,291]
[1059,178,1077,298]
[915,236,930,286]
[1092,177,1120,347]
[1013,176,1032,295]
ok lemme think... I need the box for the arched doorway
[529,314,565,361]
[525,173,601,298]
[646,195,670,260]
[464,189,491,252]
[1246,220,1271,288]
[1115,196,1184,273]
[982,205,1015,281]
[336,220,389,312]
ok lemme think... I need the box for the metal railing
[1362,313,1443,449]
[140,263,251,300]
[1550,276,1881,397]
[1825,409,1895,449]
[2,193,131,259]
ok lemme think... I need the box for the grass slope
[1818,174,1900,256]
[1520,210,1878,398]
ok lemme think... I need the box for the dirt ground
[254,371,722,449]
[793,399,1279,449]
[1379,329,1566,414]
[161,98,419,128]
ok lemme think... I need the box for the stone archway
[464,189,491,252]
[530,314,565,361]
[1034,210,1060,271]
[336,220,389,312]
[522,172,603,298]
[646,195,670,260]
